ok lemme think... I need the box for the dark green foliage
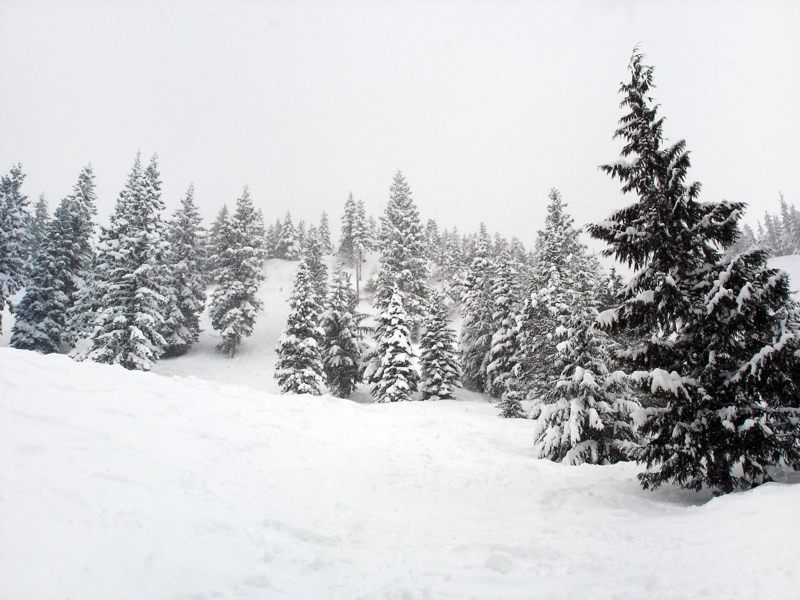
[590,50,800,493]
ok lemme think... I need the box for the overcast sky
[2,0,798,250]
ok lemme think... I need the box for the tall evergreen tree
[161,184,207,358]
[205,204,230,281]
[303,225,328,307]
[209,187,266,358]
[276,211,301,260]
[275,258,325,395]
[374,171,429,319]
[0,164,30,334]
[366,290,419,402]
[318,211,334,254]
[26,193,50,266]
[11,166,97,353]
[320,265,362,397]
[518,190,598,401]
[419,291,461,401]
[339,192,358,261]
[87,154,169,370]
[459,224,495,392]
[484,252,524,399]
[589,50,800,494]
[532,309,639,464]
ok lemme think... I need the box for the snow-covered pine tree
[484,249,524,399]
[0,164,31,334]
[26,193,49,267]
[209,187,266,358]
[532,308,639,464]
[265,218,282,259]
[374,171,429,320]
[205,204,230,281]
[11,167,97,353]
[297,219,307,253]
[161,184,207,358]
[589,50,800,493]
[277,211,301,260]
[367,289,419,402]
[320,265,362,398]
[318,211,334,254]
[419,291,461,401]
[425,219,442,265]
[87,154,169,370]
[339,192,358,262]
[303,225,328,307]
[62,165,99,349]
[518,190,597,401]
[275,258,325,395]
[459,224,495,392]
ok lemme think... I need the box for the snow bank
[2,348,800,599]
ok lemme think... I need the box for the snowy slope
[2,256,800,599]
[3,348,800,600]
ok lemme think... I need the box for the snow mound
[2,347,800,599]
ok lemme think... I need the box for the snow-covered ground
[1,256,800,599]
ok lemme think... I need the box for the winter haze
[1,0,799,245]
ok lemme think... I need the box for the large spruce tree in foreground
[209,187,266,358]
[589,50,800,493]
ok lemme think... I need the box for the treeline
[3,49,800,497]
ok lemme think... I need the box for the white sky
[1,0,798,250]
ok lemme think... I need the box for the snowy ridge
[2,347,800,599]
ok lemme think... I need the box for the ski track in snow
[1,257,799,599]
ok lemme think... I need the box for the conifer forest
[2,28,800,600]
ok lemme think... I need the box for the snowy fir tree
[518,190,599,401]
[11,166,97,353]
[209,187,266,358]
[366,290,419,403]
[26,193,49,267]
[303,225,328,307]
[374,171,429,319]
[87,154,169,370]
[483,250,524,399]
[589,50,800,494]
[532,310,639,465]
[161,184,207,358]
[318,211,334,254]
[320,265,362,398]
[275,258,325,395]
[419,291,461,401]
[458,224,495,393]
[0,164,31,334]
[205,204,230,281]
[265,217,283,259]
[497,387,527,419]
[339,192,359,262]
[276,211,301,260]
[296,219,307,252]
